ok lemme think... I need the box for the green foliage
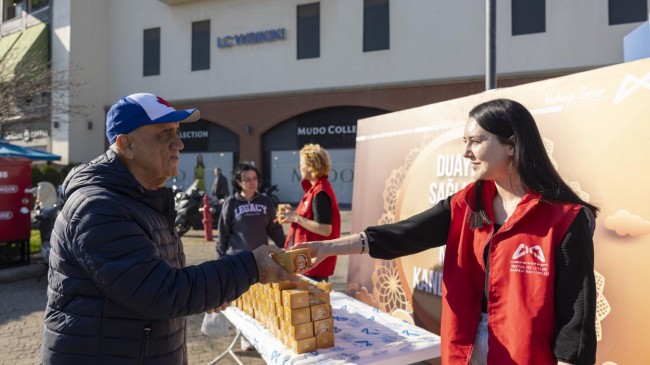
[41,164,61,185]
[31,163,63,186]
[31,164,44,184]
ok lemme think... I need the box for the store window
[297,2,320,59]
[363,0,389,52]
[512,0,545,35]
[609,0,647,25]
[30,0,48,13]
[192,20,210,71]
[263,106,387,206]
[143,27,160,76]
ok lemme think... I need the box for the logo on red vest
[510,243,549,276]
[512,243,546,262]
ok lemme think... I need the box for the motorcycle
[174,180,222,237]
[31,182,62,263]
[260,182,280,207]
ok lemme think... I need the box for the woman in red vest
[277,143,340,282]
[292,99,598,365]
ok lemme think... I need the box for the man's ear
[115,134,135,159]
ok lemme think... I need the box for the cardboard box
[273,281,298,290]
[309,292,330,304]
[313,317,334,335]
[288,321,314,340]
[310,303,332,321]
[282,289,309,309]
[284,306,311,325]
[278,204,292,213]
[272,249,311,273]
[316,332,335,349]
[275,300,284,318]
[289,337,317,354]
[316,282,332,293]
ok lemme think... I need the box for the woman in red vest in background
[292,99,598,365]
[278,144,340,282]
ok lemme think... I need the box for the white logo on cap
[128,93,176,120]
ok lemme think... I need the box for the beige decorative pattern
[346,283,380,309]
[371,259,413,315]
[380,136,438,225]
[595,270,610,342]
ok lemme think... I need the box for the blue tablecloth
[222,290,441,365]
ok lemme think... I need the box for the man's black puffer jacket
[42,149,259,365]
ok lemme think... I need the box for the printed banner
[347,58,650,364]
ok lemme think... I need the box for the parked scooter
[174,180,222,237]
[32,182,62,263]
[260,182,280,207]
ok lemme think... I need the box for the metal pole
[486,0,496,90]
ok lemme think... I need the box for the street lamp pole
[486,0,496,90]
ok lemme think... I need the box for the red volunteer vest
[284,177,340,277]
[442,181,580,365]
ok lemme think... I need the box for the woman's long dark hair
[231,163,260,194]
[468,99,598,228]
[195,154,205,169]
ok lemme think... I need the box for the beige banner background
[346,58,650,364]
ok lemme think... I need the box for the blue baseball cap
[106,93,200,144]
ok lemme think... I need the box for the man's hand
[252,245,302,284]
[206,301,230,314]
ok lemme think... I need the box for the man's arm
[70,199,256,320]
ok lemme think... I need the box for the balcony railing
[1,1,49,37]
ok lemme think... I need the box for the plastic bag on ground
[201,312,236,337]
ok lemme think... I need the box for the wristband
[360,232,367,254]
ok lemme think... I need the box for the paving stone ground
[0,211,351,365]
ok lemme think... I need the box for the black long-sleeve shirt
[364,195,597,365]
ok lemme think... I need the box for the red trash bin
[0,157,32,266]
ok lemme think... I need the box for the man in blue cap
[41,93,297,364]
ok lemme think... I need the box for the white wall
[68,0,109,163]
[51,0,109,164]
[57,0,648,162]
[50,0,72,163]
[98,0,645,103]
[497,0,643,73]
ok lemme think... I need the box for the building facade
[3,0,647,203]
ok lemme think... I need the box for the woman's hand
[291,234,367,270]
[291,241,329,270]
[276,205,296,224]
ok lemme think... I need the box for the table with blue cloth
[217,290,441,365]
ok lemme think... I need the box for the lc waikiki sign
[217,28,286,49]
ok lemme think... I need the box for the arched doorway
[262,106,387,206]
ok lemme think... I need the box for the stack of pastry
[234,250,335,354]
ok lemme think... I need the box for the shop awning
[0,141,60,161]
[0,22,48,80]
